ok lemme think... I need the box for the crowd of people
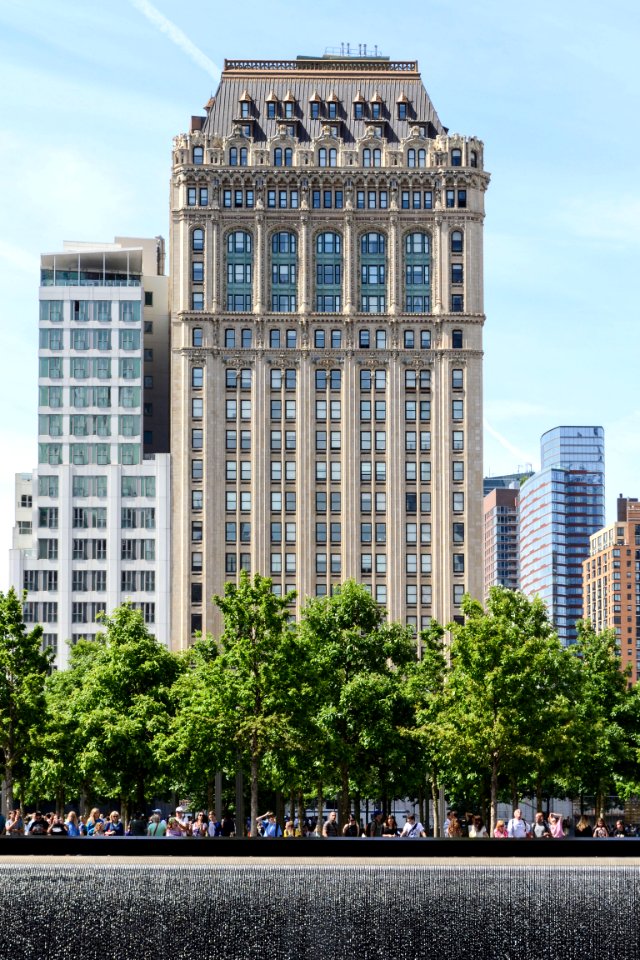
[0,805,636,838]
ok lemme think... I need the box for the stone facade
[170,55,489,648]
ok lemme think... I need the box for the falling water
[0,858,637,959]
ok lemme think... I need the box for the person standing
[400,814,426,838]
[531,812,550,839]
[147,810,167,836]
[506,809,530,838]
[257,812,283,838]
[322,811,340,837]
[342,815,359,837]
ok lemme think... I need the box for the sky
[0,0,639,588]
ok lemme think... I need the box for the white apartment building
[9,237,171,667]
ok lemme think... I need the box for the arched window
[407,148,416,168]
[404,232,431,314]
[451,148,462,167]
[271,232,297,313]
[451,231,463,254]
[192,229,204,252]
[274,147,283,166]
[274,147,292,167]
[315,232,342,314]
[318,147,337,167]
[239,147,248,166]
[226,231,253,312]
[470,150,478,168]
[229,147,238,166]
[360,233,386,314]
[193,146,204,165]
[363,148,381,167]
[363,148,371,167]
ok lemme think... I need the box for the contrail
[484,418,535,466]
[130,0,220,80]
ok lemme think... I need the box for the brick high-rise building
[170,53,489,646]
[583,496,640,683]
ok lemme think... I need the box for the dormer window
[354,103,364,119]
[241,102,250,119]
[371,102,381,120]
[284,102,294,119]
[327,102,337,120]
[398,102,407,120]
[266,90,279,120]
[310,102,320,119]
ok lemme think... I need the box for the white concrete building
[9,237,171,667]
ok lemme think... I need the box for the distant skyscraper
[9,237,171,667]
[519,426,605,645]
[483,470,532,496]
[483,486,520,598]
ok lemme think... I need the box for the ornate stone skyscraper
[170,53,489,647]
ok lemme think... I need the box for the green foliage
[442,588,576,830]
[61,604,182,809]
[211,572,307,834]
[0,588,51,807]
[299,580,416,820]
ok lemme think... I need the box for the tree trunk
[4,764,13,814]
[430,774,440,837]
[317,783,323,833]
[56,786,65,818]
[275,791,284,829]
[136,776,145,813]
[490,755,499,836]
[289,789,295,823]
[536,774,543,814]
[510,778,518,812]
[297,790,305,831]
[339,763,350,826]
[354,792,361,829]
[207,777,214,813]
[250,743,259,837]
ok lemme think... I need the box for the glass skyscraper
[519,426,605,645]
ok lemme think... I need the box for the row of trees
[1,579,639,834]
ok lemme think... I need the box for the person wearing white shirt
[400,814,426,838]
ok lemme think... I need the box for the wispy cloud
[484,418,536,466]
[130,0,220,80]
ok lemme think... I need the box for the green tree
[299,580,415,825]
[570,620,632,814]
[212,572,305,836]
[0,588,51,810]
[443,587,574,833]
[162,635,230,810]
[65,604,182,815]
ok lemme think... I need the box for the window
[453,492,465,513]
[451,294,464,313]
[193,146,204,165]
[452,329,463,349]
[451,263,463,285]
[451,148,462,166]
[271,232,297,313]
[451,230,463,254]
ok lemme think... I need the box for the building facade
[170,53,489,646]
[483,486,520,598]
[583,496,640,683]
[9,237,171,667]
[519,426,605,645]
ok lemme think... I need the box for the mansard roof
[202,55,445,144]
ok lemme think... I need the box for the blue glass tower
[519,426,605,645]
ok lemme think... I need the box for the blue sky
[0,0,638,587]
